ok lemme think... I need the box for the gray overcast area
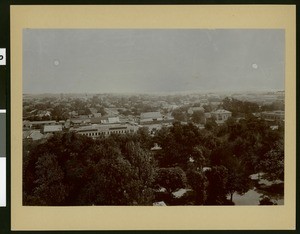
[23,29,284,94]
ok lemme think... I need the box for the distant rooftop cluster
[22,91,284,141]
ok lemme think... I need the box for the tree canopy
[23,97,284,206]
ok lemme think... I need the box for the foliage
[222,97,260,117]
[261,101,284,111]
[186,169,208,205]
[258,140,284,181]
[23,95,284,206]
[204,118,218,132]
[259,196,276,205]
[172,106,188,122]
[153,122,209,169]
[191,110,206,124]
[23,132,157,206]
[31,153,68,205]
[205,166,229,205]
[155,167,187,194]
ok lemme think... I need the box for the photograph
[22,29,285,207]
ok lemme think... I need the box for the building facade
[261,110,284,121]
[210,109,232,122]
[73,124,138,138]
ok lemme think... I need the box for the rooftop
[44,125,63,132]
[211,109,231,114]
[30,120,56,125]
[140,112,162,119]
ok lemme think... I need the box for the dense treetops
[23,97,284,206]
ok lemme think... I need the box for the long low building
[140,112,163,123]
[23,120,57,130]
[261,110,284,121]
[71,123,138,138]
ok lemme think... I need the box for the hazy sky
[23,29,284,94]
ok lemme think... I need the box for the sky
[23,29,285,94]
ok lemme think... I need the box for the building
[108,116,120,124]
[261,110,284,121]
[151,143,162,151]
[27,120,57,130]
[93,113,102,118]
[70,117,91,126]
[142,123,163,135]
[23,120,31,130]
[140,112,163,123]
[43,125,63,134]
[36,110,51,118]
[70,119,84,126]
[153,201,167,206]
[23,130,44,141]
[210,109,232,123]
[91,116,120,124]
[73,123,138,138]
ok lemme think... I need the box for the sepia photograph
[22,29,285,206]
[10,5,296,230]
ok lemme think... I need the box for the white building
[23,130,44,141]
[140,112,163,123]
[73,123,138,138]
[210,109,232,123]
[43,125,63,134]
[261,110,284,121]
[108,116,120,124]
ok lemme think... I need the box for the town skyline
[23,88,285,206]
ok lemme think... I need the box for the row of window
[79,129,130,137]
[261,114,284,120]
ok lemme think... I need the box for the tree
[202,104,213,113]
[258,140,284,181]
[205,166,229,205]
[153,123,195,168]
[172,111,187,122]
[261,101,284,111]
[155,167,187,195]
[78,139,157,205]
[204,118,218,132]
[136,127,153,149]
[226,161,251,202]
[222,97,260,117]
[31,153,68,205]
[80,156,134,205]
[210,143,251,203]
[24,132,158,206]
[172,106,188,122]
[96,106,107,116]
[191,110,206,124]
[189,146,208,170]
[186,169,208,205]
[259,196,276,205]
